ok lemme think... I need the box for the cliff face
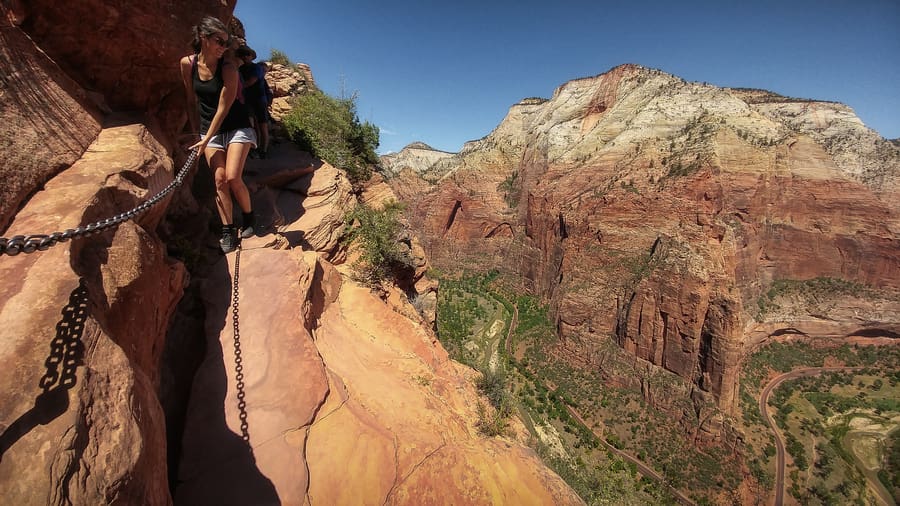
[0,2,581,504]
[386,64,900,414]
[0,0,235,232]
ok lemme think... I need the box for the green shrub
[476,368,510,410]
[475,369,513,436]
[343,201,412,285]
[498,171,519,208]
[269,48,291,66]
[283,89,379,186]
[475,401,508,436]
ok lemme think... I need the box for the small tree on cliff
[343,201,414,286]
[283,89,379,187]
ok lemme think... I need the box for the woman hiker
[180,16,256,253]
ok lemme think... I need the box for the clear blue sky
[235,0,900,154]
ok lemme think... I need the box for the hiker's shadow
[173,255,279,505]
[0,280,88,462]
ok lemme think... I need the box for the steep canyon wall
[385,64,900,417]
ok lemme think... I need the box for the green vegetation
[435,271,507,367]
[435,267,900,505]
[660,112,717,179]
[739,341,900,505]
[434,270,738,504]
[620,181,640,194]
[743,341,895,392]
[283,89,379,186]
[268,48,291,66]
[664,154,705,178]
[879,436,900,501]
[497,170,519,208]
[772,372,898,504]
[475,368,513,436]
[343,201,413,285]
[756,276,879,319]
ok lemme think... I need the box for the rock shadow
[172,251,279,505]
[0,279,88,461]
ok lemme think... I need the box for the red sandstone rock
[0,121,184,505]
[12,0,235,134]
[386,64,900,420]
[4,1,581,503]
[0,19,102,232]
[174,223,581,505]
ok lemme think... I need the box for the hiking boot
[240,212,256,239]
[220,226,238,253]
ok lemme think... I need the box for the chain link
[231,246,253,451]
[0,149,199,257]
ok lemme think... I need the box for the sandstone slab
[0,121,184,505]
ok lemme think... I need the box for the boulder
[0,120,186,505]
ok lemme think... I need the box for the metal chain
[231,246,252,451]
[0,149,199,257]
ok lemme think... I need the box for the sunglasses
[210,35,229,47]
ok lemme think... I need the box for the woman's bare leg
[205,147,232,225]
[225,141,253,213]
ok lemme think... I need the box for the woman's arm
[203,62,239,140]
[179,55,199,135]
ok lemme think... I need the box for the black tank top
[192,56,251,135]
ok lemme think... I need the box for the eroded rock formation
[386,64,900,418]
[0,0,234,232]
[0,120,182,505]
[0,2,581,503]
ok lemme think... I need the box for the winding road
[758,367,863,506]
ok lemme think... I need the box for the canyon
[2,0,899,503]
[382,63,900,426]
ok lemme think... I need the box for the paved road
[503,301,518,358]
[758,367,862,506]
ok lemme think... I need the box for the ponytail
[190,16,228,54]
[190,25,201,53]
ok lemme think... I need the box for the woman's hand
[189,136,209,152]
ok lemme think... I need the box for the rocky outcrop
[0,0,237,233]
[0,120,184,505]
[174,244,580,505]
[8,0,235,134]
[387,64,900,417]
[266,62,316,122]
[1,116,580,505]
[167,141,579,504]
[1,1,581,503]
[361,173,439,327]
[380,142,456,179]
[0,16,102,232]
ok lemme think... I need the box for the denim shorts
[203,127,257,150]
